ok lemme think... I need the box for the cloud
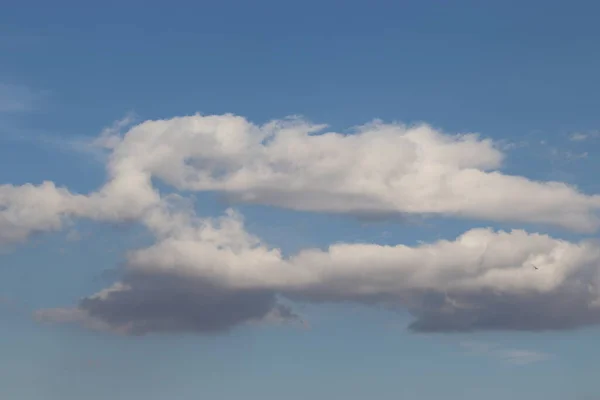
[0,165,159,246]
[547,147,589,163]
[92,112,138,150]
[0,181,87,244]
[1,112,600,336]
[36,279,301,336]
[570,132,600,142]
[459,341,551,365]
[35,205,304,336]
[2,114,600,248]
[97,114,600,232]
[37,205,600,335]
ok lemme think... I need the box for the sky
[2,1,600,399]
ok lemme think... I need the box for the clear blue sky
[1,1,600,399]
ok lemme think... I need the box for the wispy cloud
[459,340,552,365]
[536,139,589,174]
[548,148,589,162]
[92,111,137,149]
[569,131,600,142]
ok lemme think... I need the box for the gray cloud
[406,286,600,333]
[285,282,600,334]
[41,272,301,336]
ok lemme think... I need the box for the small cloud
[460,340,552,365]
[546,146,588,164]
[495,139,529,151]
[564,151,589,161]
[570,133,589,141]
[569,132,600,142]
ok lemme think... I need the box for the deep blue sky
[1,1,600,399]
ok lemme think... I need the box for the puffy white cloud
[3,113,600,335]
[0,181,86,244]
[2,113,600,247]
[0,175,159,245]
[99,114,600,231]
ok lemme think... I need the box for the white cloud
[2,113,599,246]
[125,208,599,297]
[570,132,600,142]
[0,181,87,244]
[98,114,600,232]
[38,205,600,335]
[1,112,600,335]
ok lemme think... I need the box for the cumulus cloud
[35,202,305,335]
[2,113,600,335]
[2,113,600,247]
[0,176,158,245]
[37,206,600,335]
[99,114,600,231]
[0,181,87,244]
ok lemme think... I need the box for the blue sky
[2,1,600,399]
